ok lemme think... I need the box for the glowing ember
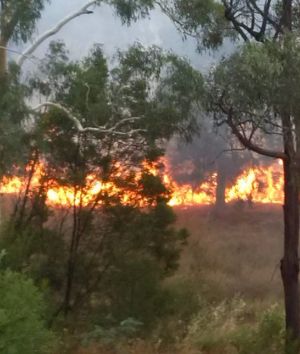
[0,159,284,207]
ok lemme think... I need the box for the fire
[166,173,218,206]
[46,176,104,207]
[225,163,283,204]
[160,159,284,206]
[0,159,284,208]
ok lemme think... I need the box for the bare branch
[33,102,85,131]
[223,0,250,41]
[107,116,143,131]
[32,101,145,137]
[212,147,247,164]
[17,0,98,67]
[224,108,287,160]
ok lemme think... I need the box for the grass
[69,203,286,353]
[175,204,283,301]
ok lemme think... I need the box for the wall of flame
[0,159,284,208]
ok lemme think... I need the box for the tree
[167,121,254,212]
[0,1,158,169]
[159,0,300,347]
[0,0,50,75]
[0,0,202,322]
[1,40,198,319]
[0,64,29,176]
[208,36,300,347]
[0,0,158,73]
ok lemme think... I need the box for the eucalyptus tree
[208,36,300,345]
[158,0,300,346]
[0,0,159,174]
[22,40,201,316]
[0,0,50,75]
[0,0,158,169]
[0,0,158,73]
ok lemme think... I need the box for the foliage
[0,202,188,326]
[160,0,300,50]
[74,203,189,328]
[0,222,66,291]
[204,34,300,164]
[0,0,49,43]
[103,203,188,274]
[108,0,155,23]
[31,41,203,147]
[209,36,300,114]
[0,65,29,175]
[231,305,285,354]
[100,255,168,327]
[0,0,157,47]
[185,297,286,353]
[160,0,236,50]
[0,269,56,354]
[82,317,143,347]
[80,277,200,351]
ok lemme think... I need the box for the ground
[176,204,283,302]
[66,203,286,354]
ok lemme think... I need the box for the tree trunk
[0,38,7,76]
[216,169,226,207]
[280,2,300,349]
[214,165,226,215]
[281,158,300,346]
[63,201,78,316]
[64,257,75,316]
[281,112,300,350]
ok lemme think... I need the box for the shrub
[98,255,166,329]
[184,297,286,354]
[0,223,66,290]
[231,304,285,354]
[0,270,56,354]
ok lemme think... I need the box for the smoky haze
[16,0,219,72]
[15,0,279,188]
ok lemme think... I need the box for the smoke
[166,116,279,189]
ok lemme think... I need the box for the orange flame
[160,158,284,206]
[0,159,284,208]
[225,162,283,204]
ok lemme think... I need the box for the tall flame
[0,159,284,208]
[160,159,284,206]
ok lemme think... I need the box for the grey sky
[21,0,220,72]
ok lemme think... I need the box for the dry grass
[73,342,200,354]
[175,204,283,301]
[72,204,285,354]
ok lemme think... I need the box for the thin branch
[17,0,98,67]
[155,1,200,40]
[225,108,287,160]
[212,147,247,164]
[107,116,142,131]
[223,0,249,41]
[0,45,39,64]
[249,0,283,35]
[260,0,272,36]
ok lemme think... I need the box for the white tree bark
[17,0,99,67]
[33,101,145,136]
